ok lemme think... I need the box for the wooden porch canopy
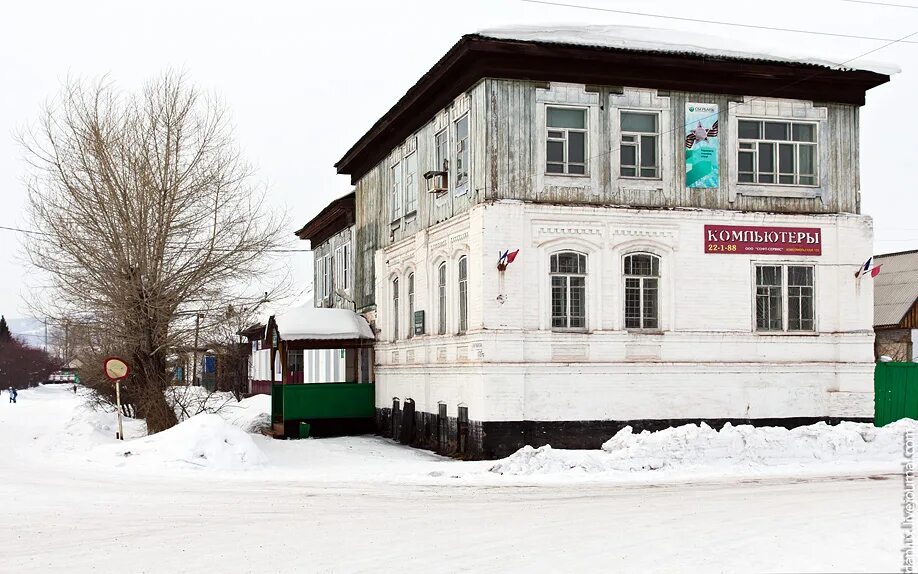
[265,305,376,386]
[267,305,375,349]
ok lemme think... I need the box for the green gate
[875,362,918,426]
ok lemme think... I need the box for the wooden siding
[482,79,861,213]
[313,226,355,310]
[354,78,864,311]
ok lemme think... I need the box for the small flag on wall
[497,249,520,270]
[855,257,882,278]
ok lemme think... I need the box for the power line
[0,225,311,252]
[521,0,918,44]
[839,0,918,9]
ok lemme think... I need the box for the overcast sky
[1,0,915,322]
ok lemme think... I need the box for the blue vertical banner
[685,103,719,188]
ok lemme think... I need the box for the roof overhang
[294,191,356,246]
[335,34,890,184]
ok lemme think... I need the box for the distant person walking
[8,387,17,404]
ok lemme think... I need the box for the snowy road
[0,386,906,573]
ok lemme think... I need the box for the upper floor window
[455,115,470,194]
[755,264,815,332]
[546,107,586,175]
[392,277,400,341]
[407,272,415,339]
[624,253,659,330]
[390,162,402,221]
[404,152,418,215]
[458,256,468,334]
[320,255,331,301]
[620,111,659,178]
[435,128,449,173]
[738,120,817,186]
[334,243,351,292]
[550,251,587,330]
[437,262,447,335]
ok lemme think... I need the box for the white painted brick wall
[374,201,875,422]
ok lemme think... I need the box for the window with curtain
[550,251,587,330]
[624,253,660,329]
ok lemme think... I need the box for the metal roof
[874,249,918,327]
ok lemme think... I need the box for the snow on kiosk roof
[335,25,893,183]
[271,306,375,343]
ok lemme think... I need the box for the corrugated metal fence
[875,362,918,426]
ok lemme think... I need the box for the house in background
[874,249,918,362]
[296,191,356,311]
[334,25,891,459]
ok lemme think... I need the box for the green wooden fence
[875,362,918,426]
[272,383,375,422]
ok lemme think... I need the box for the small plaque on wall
[413,310,425,336]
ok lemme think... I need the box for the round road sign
[103,357,130,381]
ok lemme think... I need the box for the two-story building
[334,26,894,459]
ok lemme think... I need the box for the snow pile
[490,420,916,476]
[217,394,272,434]
[167,386,238,422]
[97,413,267,471]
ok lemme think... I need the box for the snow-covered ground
[0,385,908,573]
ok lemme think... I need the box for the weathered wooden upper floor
[338,31,890,311]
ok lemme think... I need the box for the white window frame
[407,272,415,339]
[392,276,400,341]
[619,110,661,180]
[437,261,447,335]
[334,246,343,292]
[435,127,450,174]
[320,255,331,301]
[549,251,588,331]
[454,114,470,195]
[458,256,468,334]
[390,161,402,221]
[737,118,819,187]
[623,253,660,330]
[545,105,588,176]
[753,263,816,333]
[404,151,418,215]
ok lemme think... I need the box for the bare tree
[20,73,288,433]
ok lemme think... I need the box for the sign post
[103,357,130,440]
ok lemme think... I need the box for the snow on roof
[476,25,900,76]
[273,305,375,341]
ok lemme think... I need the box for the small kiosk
[266,306,375,438]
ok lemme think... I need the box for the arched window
[458,256,468,333]
[550,251,587,330]
[392,277,400,340]
[623,253,660,329]
[407,272,415,339]
[437,262,447,335]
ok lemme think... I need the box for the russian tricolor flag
[855,257,882,279]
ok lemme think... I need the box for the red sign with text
[704,225,822,256]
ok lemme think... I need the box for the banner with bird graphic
[685,103,719,189]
